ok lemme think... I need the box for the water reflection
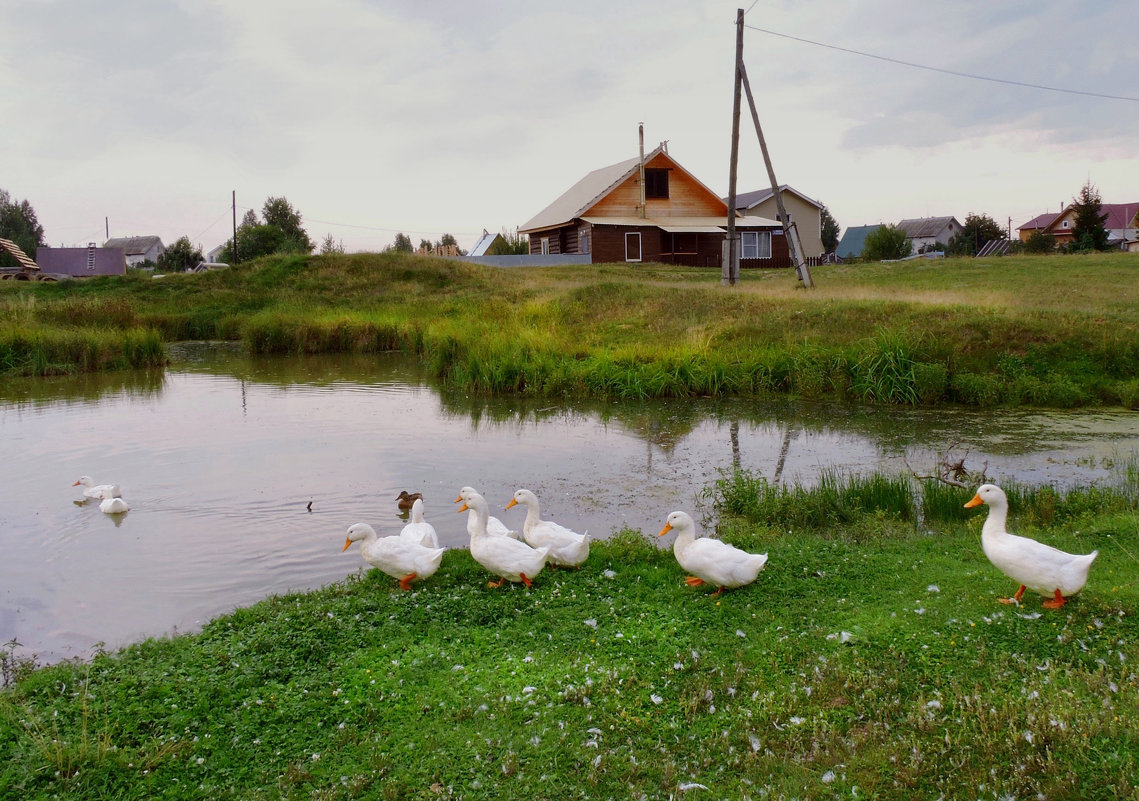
[1,348,1136,664]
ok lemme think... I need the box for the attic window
[644,168,669,199]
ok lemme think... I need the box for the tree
[389,233,413,253]
[0,188,46,269]
[947,213,1005,257]
[319,234,344,255]
[490,227,530,255]
[1022,230,1054,254]
[241,209,259,228]
[1069,180,1109,251]
[819,206,840,254]
[157,236,204,272]
[862,225,911,261]
[418,238,434,252]
[261,196,314,253]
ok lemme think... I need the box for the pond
[2,346,1137,663]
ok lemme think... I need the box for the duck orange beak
[658,522,673,537]
[72,480,81,487]
[342,537,353,551]
[453,494,463,503]
[505,498,518,510]
[964,495,983,508]
[457,503,469,513]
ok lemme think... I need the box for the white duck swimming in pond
[454,486,522,540]
[459,492,549,588]
[342,522,444,591]
[73,476,122,500]
[505,488,590,568]
[100,497,130,514]
[659,511,767,597]
[399,498,439,548]
[965,483,1098,609]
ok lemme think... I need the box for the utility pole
[739,62,812,287]
[105,217,108,241]
[232,190,238,263]
[723,8,744,286]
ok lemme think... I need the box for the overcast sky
[3,0,1137,253]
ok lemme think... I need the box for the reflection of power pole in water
[241,379,247,416]
[730,420,741,472]
[773,427,799,484]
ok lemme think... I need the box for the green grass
[1,251,1138,405]
[3,472,1138,799]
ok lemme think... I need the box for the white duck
[399,498,439,548]
[505,488,590,568]
[73,476,122,500]
[459,492,549,588]
[454,487,522,540]
[342,522,444,591]
[100,497,130,514]
[659,511,767,597]
[965,483,1098,609]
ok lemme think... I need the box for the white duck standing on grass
[965,483,1098,609]
[505,488,591,568]
[73,476,122,500]
[342,522,444,591]
[399,498,439,548]
[454,487,523,540]
[459,492,549,588]
[659,511,768,597]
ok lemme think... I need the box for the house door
[625,232,642,262]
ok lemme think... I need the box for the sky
[3,0,1137,254]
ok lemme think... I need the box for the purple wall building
[35,246,126,277]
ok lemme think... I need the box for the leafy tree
[262,196,313,253]
[862,224,910,261]
[947,213,1005,257]
[157,236,204,272]
[819,206,840,254]
[1069,180,1109,251]
[489,227,529,255]
[418,238,434,252]
[917,241,946,254]
[0,188,46,269]
[1022,230,1054,254]
[389,233,413,253]
[319,234,344,255]
[241,209,259,228]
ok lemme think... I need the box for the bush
[862,225,911,261]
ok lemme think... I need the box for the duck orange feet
[520,573,533,589]
[998,584,1027,605]
[398,572,418,591]
[487,577,506,588]
[685,576,706,587]
[1042,589,1067,610]
[709,586,726,598]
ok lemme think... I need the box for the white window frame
[540,237,550,255]
[625,231,642,262]
[741,230,771,259]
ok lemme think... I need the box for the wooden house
[518,143,784,268]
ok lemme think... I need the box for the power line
[743,23,1139,103]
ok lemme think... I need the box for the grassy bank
[1,251,1138,407]
[2,473,1138,799]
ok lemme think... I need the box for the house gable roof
[1017,212,1057,232]
[834,224,883,259]
[469,230,505,257]
[896,217,960,239]
[1047,202,1139,233]
[104,236,163,255]
[519,145,728,234]
[727,184,823,212]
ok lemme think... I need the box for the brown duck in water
[396,490,423,510]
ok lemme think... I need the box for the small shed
[834,225,883,260]
[104,235,164,268]
[469,230,506,257]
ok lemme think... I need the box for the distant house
[1016,212,1058,242]
[207,243,227,263]
[896,216,960,252]
[834,225,883,260]
[1044,202,1139,247]
[469,229,506,257]
[518,142,783,267]
[36,245,126,277]
[726,185,826,258]
[104,236,164,268]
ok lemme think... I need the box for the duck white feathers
[99,497,130,514]
[505,488,590,568]
[73,476,122,500]
[965,483,1097,609]
[459,492,548,588]
[343,522,444,590]
[659,511,767,597]
[454,486,522,540]
[399,498,439,548]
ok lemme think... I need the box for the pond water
[2,347,1137,663]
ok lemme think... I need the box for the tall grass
[2,251,1137,405]
[0,322,167,376]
